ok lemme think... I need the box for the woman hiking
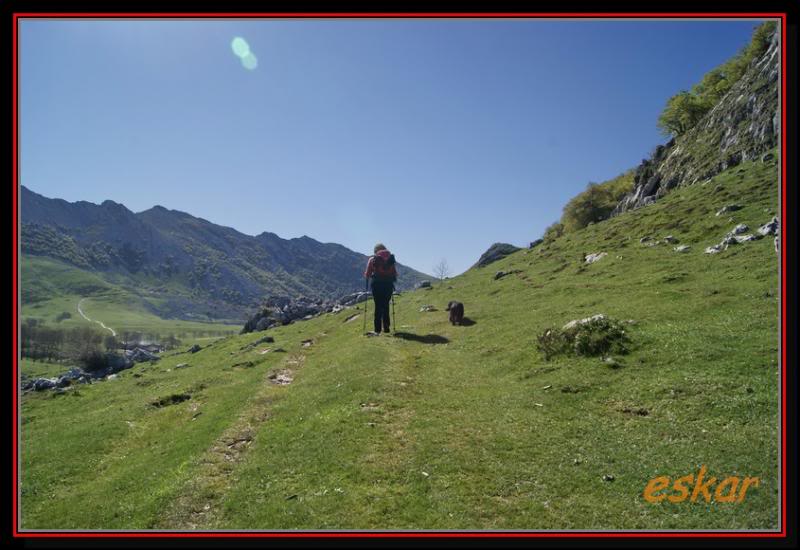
[364,243,397,334]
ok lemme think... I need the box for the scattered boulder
[563,314,607,331]
[730,223,749,235]
[255,317,273,332]
[639,236,653,243]
[32,378,57,391]
[674,245,691,253]
[125,347,160,363]
[338,292,369,306]
[416,280,432,289]
[584,252,607,264]
[419,305,437,312]
[175,363,190,369]
[705,245,722,254]
[255,335,275,345]
[188,344,202,354]
[720,236,739,250]
[663,235,678,244]
[716,204,742,216]
[758,217,779,236]
[762,152,774,162]
[241,296,332,334]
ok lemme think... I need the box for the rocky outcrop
[241,291,373,334]
[125,347,160,363]
[704,218,777,254]
[473,243,521,268]
[613,27,779,215]
[22,354,135,393]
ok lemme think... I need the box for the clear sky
[20,18,764,276]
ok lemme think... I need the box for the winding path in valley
[77,298,117,337]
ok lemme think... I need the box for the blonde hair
[374,243,387,253]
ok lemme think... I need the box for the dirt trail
[156,352,307,529]
[77,298,117,336]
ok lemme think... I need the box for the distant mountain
[20,186,430,321]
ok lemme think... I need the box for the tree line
[20,319,185,368]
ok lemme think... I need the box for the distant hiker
[446,301,464,325]
[364,243,397,334]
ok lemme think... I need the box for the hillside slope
[21,187,429,322]
[614,24,778,214]
[20,154,779,530]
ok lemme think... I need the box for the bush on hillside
[536,317,630,361]
[541,221,564,244]
[657,21,776,137]
[560,171,635,232]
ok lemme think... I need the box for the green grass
[21,256,240,342]
[20,359,73,380]
[19,153,780,530]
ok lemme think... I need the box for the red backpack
[372,253,397,282]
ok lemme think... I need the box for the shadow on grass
[392,332,450,345]
[457,317,476,327]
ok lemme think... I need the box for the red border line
[12,12,788,539]
[11,12,788,18]
[780,12,787,537]
[12,10,19,541]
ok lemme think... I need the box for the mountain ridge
[21,185,430,322]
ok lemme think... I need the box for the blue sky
[20,18,764,275]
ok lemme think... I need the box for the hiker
[364,243,397,334]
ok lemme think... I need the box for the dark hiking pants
[371,280,393,333]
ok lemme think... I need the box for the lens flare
[241,53,258,71]
[231,37,250,58]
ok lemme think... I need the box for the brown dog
[446,301,464,325]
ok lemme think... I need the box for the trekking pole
[391,292,396,334]
[362,278,369,335]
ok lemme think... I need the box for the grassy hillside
[20,153,779,530]
[21,256,241,340]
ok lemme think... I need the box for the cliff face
[613,27,779,214]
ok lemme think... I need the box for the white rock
[758,217,779,236]
[563,314,606,330]
[730,223,749,235]
[584,252,607,264]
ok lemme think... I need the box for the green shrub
[559,171,635,232]
[542,221,564,244]
[536,316,631,361]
